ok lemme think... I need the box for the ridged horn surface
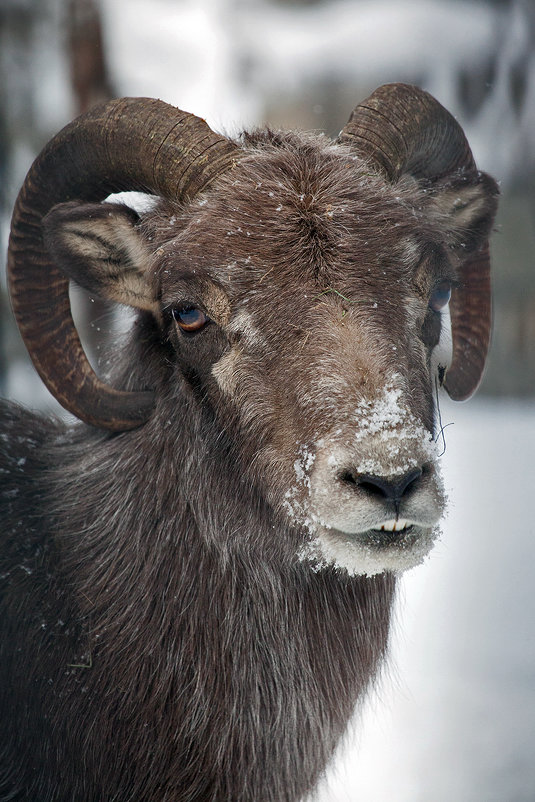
[8,97,240,429]
[338,83,492,400]
[444,244,492,400]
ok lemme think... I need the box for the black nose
[340,467,423,502]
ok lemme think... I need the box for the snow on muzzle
[291,386,446,576]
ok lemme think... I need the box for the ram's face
[44,134,493,575]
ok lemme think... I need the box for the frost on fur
[290,379,445,577]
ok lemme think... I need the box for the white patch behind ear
[105,191,159,215]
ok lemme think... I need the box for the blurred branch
[67,0,115,365]
[67,0,115,113]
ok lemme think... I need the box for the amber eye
[428,280,452,312]
[172,305,210,332]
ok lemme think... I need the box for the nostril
[358,478,388,498]
[394,467,423,498]
[338,467,423,501]
[339,470,358,487]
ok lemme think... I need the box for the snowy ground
[313,397,535,802]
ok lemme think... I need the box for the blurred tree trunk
[68,0,114,113]
[66,0,116,368]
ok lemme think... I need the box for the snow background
[3,0,535,799]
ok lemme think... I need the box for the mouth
[316,517,420,547]
[299,519,439,576]
[366,520,416,547]
[372,518,412,534]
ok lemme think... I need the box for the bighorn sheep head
[8,84,498,575]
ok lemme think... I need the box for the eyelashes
[171,305,211,333]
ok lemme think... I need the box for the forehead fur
[147,128,437,289]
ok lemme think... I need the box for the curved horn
[338,83,495,400]
[8,97,240,429]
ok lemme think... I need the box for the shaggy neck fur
[0,374,394,802]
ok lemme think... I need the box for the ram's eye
[428,280,452,312]
[172,305,210,332]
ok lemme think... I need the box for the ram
[0,84,497,802]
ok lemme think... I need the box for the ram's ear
[431,171,499,401]
[430,170,498,252]
[43,201,158,312]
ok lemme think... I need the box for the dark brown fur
[0,129,496,801]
